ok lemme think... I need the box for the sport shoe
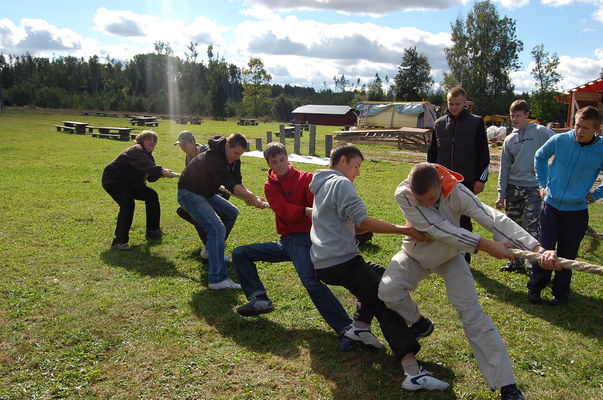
[549,297,568,306]
[236,298,274,316]
[208,278,241,290]
[200,248,230,262]
[411,316,434,338]
[343,326,385,349]
[402,369,450,392]
[501,384,526,400]
[527,289,543,304]
[111,243,132,251]
[146,229,164,239]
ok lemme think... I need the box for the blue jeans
[232,233,352,333]
[177,189,239,284]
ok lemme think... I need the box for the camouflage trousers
[505,185,542,268]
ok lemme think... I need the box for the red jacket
[264,164,313,236]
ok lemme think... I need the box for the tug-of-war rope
[510,249,603,277]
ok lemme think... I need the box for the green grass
[1,109,602,399]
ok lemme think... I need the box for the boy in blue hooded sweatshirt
[527,106,603,305]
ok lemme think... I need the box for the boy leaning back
[310,144,450,392]
[232,142,382,349]
[379,162,554,400]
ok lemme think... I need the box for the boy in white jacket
[379,162,554,400]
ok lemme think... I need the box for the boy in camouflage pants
[496,100,553,273]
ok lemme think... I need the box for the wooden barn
[556,77,603,127]
[292,105,357,126]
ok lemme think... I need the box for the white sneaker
[200,248,230,262]
[208,278,241,290]
[402,368,449,392]
[343,326,385,349]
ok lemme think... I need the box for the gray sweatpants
[378,251,516,389]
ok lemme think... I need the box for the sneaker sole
[415,323,434,339]
[236,305,274,317]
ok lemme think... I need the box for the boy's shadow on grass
[100,245,199,282]
[190,289,457,399]
[471,268,603,339]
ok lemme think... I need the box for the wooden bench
[290,121,310,130]
[275,126,298,138]
[237,118,258,126]
[54,125,76,133]
[88,126,133,140]
[130,116,160,127]
[62,121,89,134]
[91,133,130,141]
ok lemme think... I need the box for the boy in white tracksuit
[379,163,550,400]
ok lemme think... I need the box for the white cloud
[92,8,226,53]
[495,0,530,8]
[511,53,603,93]
[242,0,466,15]
[232,8,451,87]
[0,18,87,54]
[542,0,603,23]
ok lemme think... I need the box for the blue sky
[1,0,602,94]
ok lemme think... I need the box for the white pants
[378,251,516,389]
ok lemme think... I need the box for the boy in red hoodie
[232,143,383,349]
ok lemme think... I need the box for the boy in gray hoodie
[496,100,553,273]
[309,143,449,392]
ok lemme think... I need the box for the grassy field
[0,109,602,400]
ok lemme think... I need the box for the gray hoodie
[309,169,369,269]
[497,121,553,197]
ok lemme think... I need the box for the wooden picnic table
[130,115,160,127]
[275,126,298,138]
[88,126,133,141]
[290,121,310,130]
[62,121,89,134]
[237,118,258,126]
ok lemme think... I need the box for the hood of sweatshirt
[433,164,464,198]
[309,168,341,195]
[208,135,227,154]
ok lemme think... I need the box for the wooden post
[325,134,333,158]
[294,129,301,154]
[267,131,272,143]
[255,137,262,151]
[309,125,316,155]
[279,125,286,145]
[246,141,250,152]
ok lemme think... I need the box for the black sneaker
[411,316,434,338]
[549,297,568,306]
[146,229,164,239]
[499,263,517,272]
[501,384,525,400]
[527,289,543,304]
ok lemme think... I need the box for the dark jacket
[427,108,489,186]
[178,136,242,198]
[102,144,162,188]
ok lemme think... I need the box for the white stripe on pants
[378,251,516,389]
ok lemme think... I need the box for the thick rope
[511,249,603,277]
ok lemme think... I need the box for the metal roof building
[292,104,357,126]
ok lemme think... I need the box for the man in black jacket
[427,87,490,262]
[177,133,267,290]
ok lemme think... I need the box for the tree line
[0,1,573,123]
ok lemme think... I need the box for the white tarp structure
[356,102,437,129]
[242,150,329,166]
